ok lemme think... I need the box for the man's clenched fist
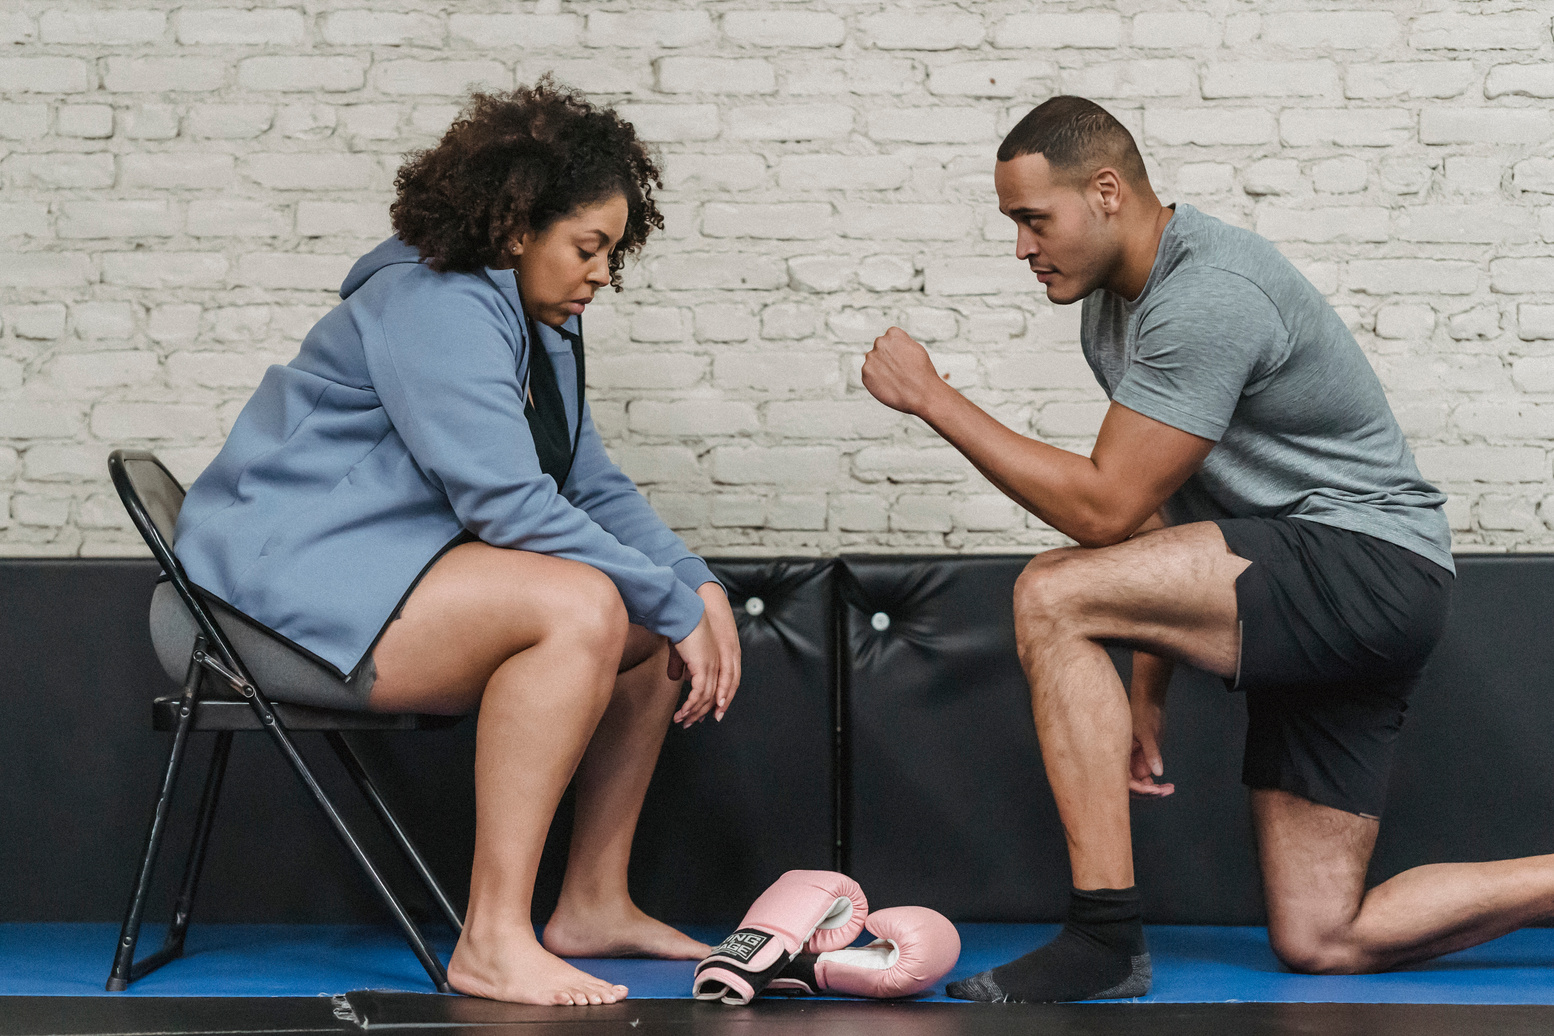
[861,326,949,416]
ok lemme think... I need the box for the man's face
[994,153,1120,305]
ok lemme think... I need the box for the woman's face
[511,193,628,327]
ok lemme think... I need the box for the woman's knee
[542,561,629,650]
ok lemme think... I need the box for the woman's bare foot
[542,898,712,960]
[448,928,628,1005]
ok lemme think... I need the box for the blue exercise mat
[4,923,1552,1004]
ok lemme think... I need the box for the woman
[155,81,742,1006]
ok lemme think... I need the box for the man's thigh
[1252,788,1376,962]
[1016,520,1249,678]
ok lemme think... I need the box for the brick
[44,350,160,389]
[0,12,34,44]
[0,402,79,438]
[1397,205,1533,245]
[0,253,92,288]
[72,302,136,340]
[241,153,377,191]
[659,154,763,193]
[295,200,391,238]
[1178,161,1238,194]
[1455,402,1554,441]
[928,60,1055,99]
[925,256,1040,296]
[648,492,706,531]
[1421,108,1553,145]
[710,494,766,528]
[1513,356,1554,392]
[13,495,74,528]
[325,10,445,47]
[968,310,1026,342]
[722,11,845,48]
[120,153,234,189]
[0,56,92,93]
[693,303,755,342]
[376,59,509,95]
[1514,158,1554,195]
[731,104,854,141]
[166,351,281,389]
[614,103,719,142]
[1257,205,1389,243]
[860,10,984,50]
[1345,62,1479,100]
[1520,305,1554,341]
[1445,157,1503,194]
[760,302,818,340]
[4,152,114,189]
[782,56,919,96]
[1307,156,1367,194]
[858,255,916,292]
[1449,305,1501,341]
[628,400,759,437]
[1203,61,1339,98]
[1486,64,1554,99]
[652,253,787,291]
[1281,108,1412,146]
[58,200,179,239]
[1477,495,1538,531]
[657,57,775,94]
[777,155,908,191]
[1380,158,1432,195]
[53,104,109,139]
[989,349,1104,391]
[410,104,459,137]
[121,104,180,140]
[766,400,898,439]
[628,306,688,343]
[852,445,970,483]
[24,444,108,481]
[6,303,66,339]
[102,252,227,288]
[769,494,828,531]
[1252,159,1320,197]
[274,104,337,140]
[904,307,959,342]
[1065,60,1195,99]
[589,353,707,391]
[1263,12,1400,49]
[188,104,273,139]
[1037,400,1110,437]
[339,105,402,141]
[92,403,219,441]
[840,203,971,240]
[187,200,288,238]
[450,12,577,48]
[0,103,48,139]
[233,253,355,290]
[1411,13,1547,51]
[103,57,225,92]
[210,305,269,342]
[954,494,1020,531]
[1145,108,1276,146]
[712,446,839,485]
[714,353,838,392]
[833,493,889,531]
[1374,304,1435,341]
[869,107,995,144]
[1416,445,1545,482]
[993,13,1122,49]
[1132,12,1218,49]
[586,11,713,49]
[176,8,304,45]
[1347,259,1478,296]
[147,305,201,343]
[1492,258,1554,294]
[787,255,854,293]
[890,495,953,533]
[240,56,366,93]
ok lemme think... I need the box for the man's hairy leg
[950,522,1246,1003]
[1255,789,1554,974]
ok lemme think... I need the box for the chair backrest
[108,449,186,576]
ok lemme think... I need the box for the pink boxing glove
[768,906,961,999]
[693,870,869,1005]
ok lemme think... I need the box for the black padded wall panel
[625,559,837,924]
[838,555,1262,925]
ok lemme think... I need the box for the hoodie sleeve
[360,271,706,641]
[563,397,721,595]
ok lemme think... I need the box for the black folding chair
[105,449,463,992]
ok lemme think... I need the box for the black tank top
[524,318,585,490]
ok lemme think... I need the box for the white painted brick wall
[3,1,1553,559]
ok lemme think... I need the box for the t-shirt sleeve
[1111,268,1287,442]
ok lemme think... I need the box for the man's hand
[862,327,950,416]
[1128,651,1175,798]
[669,583,742,727]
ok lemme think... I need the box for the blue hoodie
[173,237,716,677]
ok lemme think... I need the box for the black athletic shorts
[1215,517,1454,819]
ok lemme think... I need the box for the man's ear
[1091,168,1124,216]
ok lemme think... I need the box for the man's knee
[1268,921,1370,976]
[1012,547,1084,640]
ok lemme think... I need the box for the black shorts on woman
[1216,516,1454,820]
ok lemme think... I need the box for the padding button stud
[870,611,890,632]
[744,596,765,617]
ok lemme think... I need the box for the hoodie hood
[340,236,424,298]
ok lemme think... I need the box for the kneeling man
[863,96,1551,1002]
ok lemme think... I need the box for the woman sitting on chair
[153,80,742,1006]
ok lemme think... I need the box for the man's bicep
[1092,402,1215,528]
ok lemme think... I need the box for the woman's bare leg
[367,542,630,1006]
[542,626,711,959]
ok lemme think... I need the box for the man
[862,96,1552,1004]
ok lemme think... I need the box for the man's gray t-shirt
[1080,203,1453,573]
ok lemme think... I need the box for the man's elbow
[1066,511,1146,549]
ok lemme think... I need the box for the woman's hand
[668,583,743,727]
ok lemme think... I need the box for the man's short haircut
[998,96,1149,188]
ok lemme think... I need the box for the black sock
[946,887,1150,1003]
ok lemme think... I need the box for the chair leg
[251,702,452,992]
[106,651,204,992]
[324,731,465,935]
[163,730,233,956]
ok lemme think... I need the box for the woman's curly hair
[391,77,662,287]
